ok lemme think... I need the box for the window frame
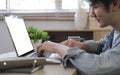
[0,0,89,21]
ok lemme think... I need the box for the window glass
[10,0,55,10]
[0,0,89,13]
[80,0,89,10]
[62,0,78,9]
[62,0,89,10]
[0,0,6,10]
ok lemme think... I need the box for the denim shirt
[63,29,120,75]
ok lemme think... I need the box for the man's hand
[37,41,70,58]
[61,39,80,47]
[61,39,89,51]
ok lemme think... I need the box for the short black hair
[86,0,114,11]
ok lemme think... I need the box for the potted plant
[27,25,50,44]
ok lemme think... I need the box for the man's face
[89,2,113,28]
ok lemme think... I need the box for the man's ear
[113,0,120,8]
[118,0,120,7]
[111,0,120,12]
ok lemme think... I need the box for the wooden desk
[0,64,77,75]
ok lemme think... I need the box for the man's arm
[63,45,120,75]
[61,38,102,54]
[85,40,102,54]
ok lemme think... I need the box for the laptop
[0,15,61,73]
[4,15,61,62]
[4,15,37,57]
[0,15,47,73]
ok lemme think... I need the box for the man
[37,0,120,75]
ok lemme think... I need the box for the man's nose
[89,8,95,17]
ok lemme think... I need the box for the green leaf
[27,25,50,43]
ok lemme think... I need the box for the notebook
[0,57,45,73]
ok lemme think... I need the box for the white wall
[0,20,75,54]
[25,20,76,30]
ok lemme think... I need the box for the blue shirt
[63,29,120,75]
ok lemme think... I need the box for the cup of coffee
[68,36,81,42]
[68,36,85,42]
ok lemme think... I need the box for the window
[10,0,55,10]
[0,0,89,12]
[0,0,89,20]
[62,0,78,9]
[0,0,6,10]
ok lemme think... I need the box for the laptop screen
[5,15,34,56]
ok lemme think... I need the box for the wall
[25,20,76,30]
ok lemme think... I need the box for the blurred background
[0,0,111,54]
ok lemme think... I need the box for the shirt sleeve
[85,40,102,54]
[85,30,113,54]
[63,45,120,75]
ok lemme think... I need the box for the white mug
[68,36,85,42]
[68,36,81,42]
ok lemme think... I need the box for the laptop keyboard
[31,53,38,57]
[42,51,52,57]
[26,52,38,57]
[27,51,52,57]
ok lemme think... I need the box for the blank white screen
[5,16,34,56]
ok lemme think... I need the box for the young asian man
[37,0,120,75]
